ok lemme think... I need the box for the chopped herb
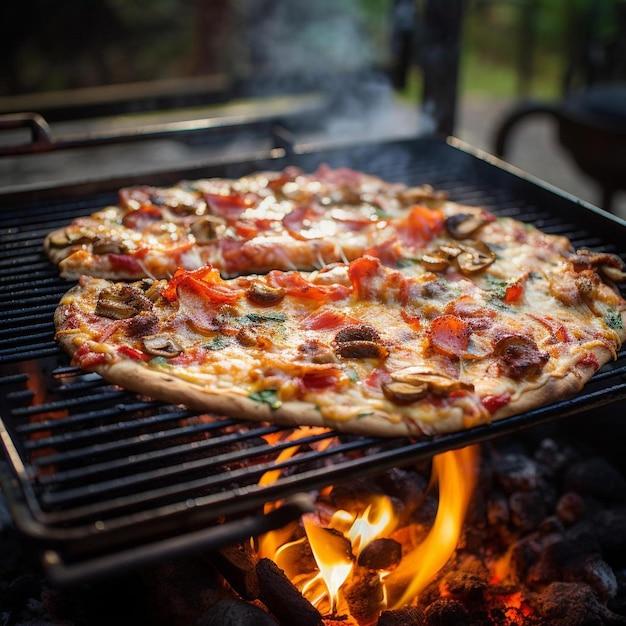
[605,308,624,331]
[248,389,282,410]
[374,207,390,219]
[206,335,231,351]
[149,356,170,367]
[346,369,359,382]
[485,276,508,299]
[242,312,286,324]
[356,411,374,419]
[397,258,420,268]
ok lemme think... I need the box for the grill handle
[41,493,313,586]
[0,113,53,155]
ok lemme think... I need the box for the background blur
[1,0,625,214]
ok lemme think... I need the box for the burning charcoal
[486,492,509,526]
[196,597,278,626]
[412,493,438,526]
[529,582,626,626]
[510,535,542,581]
[330,480,384,513]
[579,556,618,601]
[440,571,486,606]
[565,457,626,502]
[213,543,259,599]
[344,567,384,626]
[509,492,546,532]
[534,438,577,476]
[255,558,322,626]
[377,607,423,626]
[538,515,565,535]
[375,469,426,523]
[589,507,626,553]
[556,492,586,526]
[422,598,468,626]
[357,538,402,570]
[493,453,538,493]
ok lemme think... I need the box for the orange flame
[387,446,478,608]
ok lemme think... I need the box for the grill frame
[1,136,625,584]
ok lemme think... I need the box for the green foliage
[248,389,282,410]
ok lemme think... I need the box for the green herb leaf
[356,411,374,419]
[149,356,170,367]
[248,389,282,410]
[206,335,231,351]
[605,308,624,331]
[485,275,508,299]
[346,369,359,382]
[397,258,420,268]
[242,312,286,324]
[374,207,390,219]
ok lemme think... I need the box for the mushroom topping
[398,185,447,206]
[335,324,381,344]
[600,265,626,283]
[92,237,132,255]
[420,250,451,272]
[48,229,92,248]
[493,334,549,380]
[190,215,225,243]
[142,334,183,358]
[382,381,428,404]
[445,213,488,240]
[391,367,474,394]
[456,241,496,275]
[246,282,285,306]
[570,249,626,283]
[298,339,337,364]
[236,327,257,347]
[335,341,388,360]
[95,285,152,320]
[127,311,159,337]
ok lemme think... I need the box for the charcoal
[493,453,538,493]
[331,480,384,513]
[377,607,422,626]
[486,491,509,526]
[509,492,546,531]
[358,538,402,570]
[256,558,322,626]
[529,582,626,626]
[565,458,626,502]
[213,543,259,599]
[556,492,586,525]
[538,515,565,535]
[412,493,438,526]
[579,557,618,601]
[510,535,542,581]
[196,597,277,626]
[439,571,486,606]
[422,598,468,626]
[590,508,626,554]
[534,438,577,475]
[344,567,384,626]
[375,469,426,524]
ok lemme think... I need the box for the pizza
[45,165,455,280]
[54,204,626,437]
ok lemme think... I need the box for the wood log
[213,543,259,599]
[256,558,323,626]
[358,538,402,570]
[344,566,384,626]
[196,597,277,626]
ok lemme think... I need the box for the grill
[1,136,625,585]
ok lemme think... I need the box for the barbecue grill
[0,135,625,586]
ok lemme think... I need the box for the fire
[386,446,478,608]
[253,439,479,621]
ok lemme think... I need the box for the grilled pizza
[55,238,626,437]
[45,165,459,280]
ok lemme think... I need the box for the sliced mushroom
[48,229,92,248]
[420,250,451,272]
[246,282,285,306]
[143,334,183,357]
[95,285,152,320]
[445,213,489,239]
[382,381,428,404]
[335,324,381,344]
[236,327,257,347]
[334,340,388,360]
[398,185,447,206]
[390,367,474,393]
[127,311,159,337]
[191,215,225,243]
[92,237,132,255]
[439,243,463,258]
[493,334,549,380]
[456,241,496,275]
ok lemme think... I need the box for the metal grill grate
[1,137,626,583]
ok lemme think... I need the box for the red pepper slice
[395,205,444,246]
[481,393,511,414]
[117,345,150,361]
[73,344,108,369]
[401,309,421,331]
[504,281,524,304]
[163,267,243,304]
